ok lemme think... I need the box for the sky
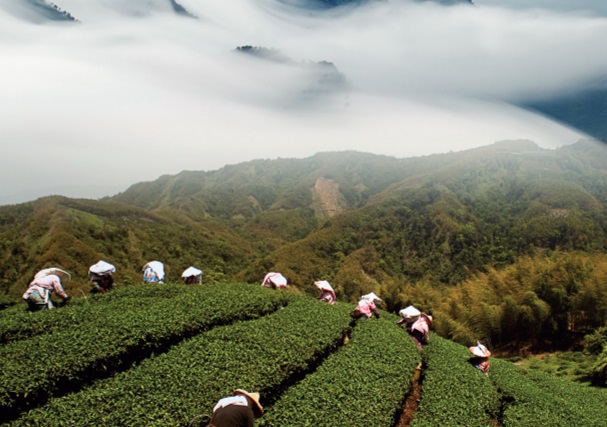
[1,0,607,204]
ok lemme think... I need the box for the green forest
[2,139,607,386]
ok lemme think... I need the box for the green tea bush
[491,358,607,426]
[0,295,18,310]
[584,326,607,355]
[411,334,500,427]
[0,284,192,344]
[259,313,421,427]
[0,283,290,422]
[12,298,353,426]
[589,349,607,386]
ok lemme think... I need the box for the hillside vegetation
[2,139,607,358]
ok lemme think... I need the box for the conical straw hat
[234,389,263,418]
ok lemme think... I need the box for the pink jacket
[356,300,377,317]
[319,290,335,304]
[411,317,430,342]
[22,274,68,301]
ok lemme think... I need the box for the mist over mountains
[3,0,474,22]
[1,0,606,204]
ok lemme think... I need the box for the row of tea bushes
[5,283,607,426]
[12,298,354,426]
[0,284,192,344]
[411,333,500,427]
[259,314,421,427]
[413,334,607,427]
[0,283,290,422]
[492,358,607,427]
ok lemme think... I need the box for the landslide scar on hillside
[313,177,344,218]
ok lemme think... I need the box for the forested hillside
[2,139,607,355]
[252,140,607,289]
[0,197,254,296]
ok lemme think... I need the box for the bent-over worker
[469,341,491,376]
[353,292,381,319]
[181,266,203,284]
[209,389,264,427]
[314,280,336,305]
[22,274,70,311]
[397,305,421,332]
[89,260,116,294]
[261,272,287,289]
[410,313,432,350]
[143,261,165,284]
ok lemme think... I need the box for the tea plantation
[1,283,606,426]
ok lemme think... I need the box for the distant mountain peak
[234,45,348,100]
[169,0,197,18]
[3,0,197,23]
[235,46,292,63]
[26,0,79,22]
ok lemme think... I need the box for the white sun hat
[233,389,263,418]
[181,266,203,278]
[362,292,381,302]
[34,267,71,282]
[89,260,116,276]
[399,305,421,319]
[314,280,334,292]
[469,342,491,358]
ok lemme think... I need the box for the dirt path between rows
[394,361,501,427]
[395,363,423,427]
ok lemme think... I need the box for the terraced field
[1,283,606,426]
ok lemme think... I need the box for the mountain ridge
[3,139,607,354]
[2,139,607,298]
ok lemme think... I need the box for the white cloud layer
[1,0,606,204]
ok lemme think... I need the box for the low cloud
[1,0,605,203]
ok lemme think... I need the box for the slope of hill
[0,196,254,296]
[112,151,408,219]
[2,140,607,294]
[2,140,607,353]
[236,140,607,286]
[1,285,605,426]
